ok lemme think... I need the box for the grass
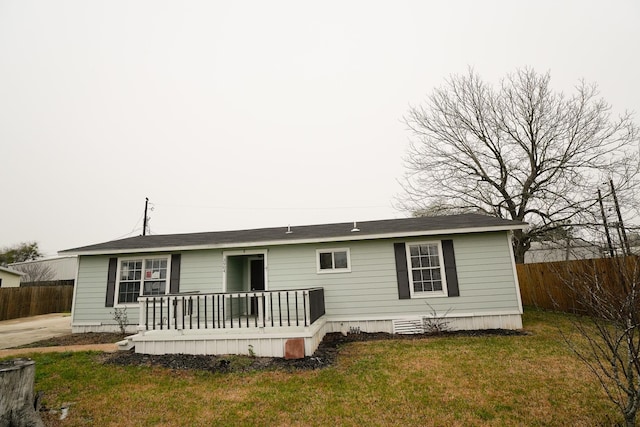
[4,309,621,426]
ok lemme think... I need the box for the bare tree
[402,68,640,263]
[558,255,640,427]
[13,263,55,283]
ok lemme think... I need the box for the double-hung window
[117,257,169,305]
[407,242,447,296]
[317,248,351,273]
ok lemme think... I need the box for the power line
[111,212,145,240]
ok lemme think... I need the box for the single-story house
[60,213,526,358]
[0,266,25,288]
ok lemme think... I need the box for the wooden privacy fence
[517,256,640,313]
[0,285,74,321]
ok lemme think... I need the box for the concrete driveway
[0,313,72,349]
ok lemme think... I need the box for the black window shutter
[441,240,460,297]
[170,254,181,294]
[105,257,117,307]
[394,243,411,299]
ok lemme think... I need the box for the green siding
[179,250,223,292]
[266,232,519,318]
[226,256,245,292]
[72,255,115,324]
[73,231,521,325]
[73,251,223,326]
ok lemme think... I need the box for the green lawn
[6,310,620,426]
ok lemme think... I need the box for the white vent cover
[392,318,425,334]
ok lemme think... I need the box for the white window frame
[316,248,351,274]
[114,255,172,307]
[406,241,448,298]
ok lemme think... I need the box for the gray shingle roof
[60,213,526,255]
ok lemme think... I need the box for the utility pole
[143,197,149,236]
[598,189,615,258]
[609,180,630,256]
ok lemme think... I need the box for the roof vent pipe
[286,225,293,234]
[351,221,360,232]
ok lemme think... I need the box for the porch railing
[137,288,325,331]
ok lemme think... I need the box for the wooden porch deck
[129,288,327,358]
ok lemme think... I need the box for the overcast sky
[1,0,639,256]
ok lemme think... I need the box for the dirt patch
[13,333,126,349]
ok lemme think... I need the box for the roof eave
[0,266,25,276]
[60,223,525,256]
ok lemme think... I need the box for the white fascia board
[62,224,526,256]
[11,255,77,265]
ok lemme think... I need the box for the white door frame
[222,249,268,293]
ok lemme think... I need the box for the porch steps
[116,335,139,351]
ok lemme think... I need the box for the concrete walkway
[0,313,119,358]
[0,313,72,349]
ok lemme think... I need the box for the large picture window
[117,257,169,304]
[407,242,447,296]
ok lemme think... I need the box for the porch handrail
[137,288,325,332]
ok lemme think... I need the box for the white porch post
[137,297,146,331]
[304,290,310,326]
[257,292,265,327]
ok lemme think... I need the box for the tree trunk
[513,246,526,264]
[0,359,44,427]
[511,230,529,264]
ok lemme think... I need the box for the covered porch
[128,288,327,358]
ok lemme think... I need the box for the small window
[406,242,447,297]
[317,248,351,273]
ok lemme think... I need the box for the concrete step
[116,335,138,351]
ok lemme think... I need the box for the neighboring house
[60,213,526,358]
[525,239,604,264]
[0,266,25,288]
[9,255,78,282]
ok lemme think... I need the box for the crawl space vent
[392,318,425,334]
